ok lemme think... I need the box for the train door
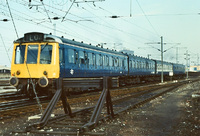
[59,45,65,77]
[78,50,87,77]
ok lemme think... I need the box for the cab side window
[68,49,75,63]
[59,48,64,63]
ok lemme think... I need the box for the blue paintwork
[57,36,185,78]
[172,63,185,75]
[58,40,128,78]
[14,32,185,78]
[154,60,173,75]
[128,55,155,76]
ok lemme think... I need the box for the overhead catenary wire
[0,0,162,48]
[135,0,160,37]
[98,6,159,40]
[80,6,153,44]
[6,1,145,48]
[23,0,156,45]
[0,34,11,63]
[62,0,76,22]
[1,0,162,55]
[41,0,52,23]
[2,0,198,64]
[6,0,19,39]
[25,0,154,45]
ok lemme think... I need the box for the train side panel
[59,43,128,78]
[155,60,173,75]
[128,55,155,76]
[173,63,185,75]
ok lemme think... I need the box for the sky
[0,0,200,67]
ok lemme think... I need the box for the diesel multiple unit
[9,32,185,97]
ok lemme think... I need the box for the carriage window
[137,61,140,69]
[100,55,103,66]
[15,45,26,64]
[146,62,149,69]
[27,45,38,64]
[119,58,122,67]
[129,60,132,68]
[109,56,113,66]
[106,56,109,66]
[122,59,125,67]
[93,54,96,65]
[96,54,100,66]
[68,49,75,63]
[40,45,52,64]
[143,62,145,69]
[103,56,105,66]
[132,60,134,68]
[79,51,85,64]
[88,53,93,65]
[103,56,106,66]
[115,58,119,67]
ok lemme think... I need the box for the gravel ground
[0,80,200,136]
[96,80,200,136]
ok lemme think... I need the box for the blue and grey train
[9,32,185,96]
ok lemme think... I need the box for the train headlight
[16,70,20,75]
[43,71,48,75]
[9,77,19,87]
[38,76,48,87]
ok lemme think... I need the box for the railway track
[0,96,48,112]
[12,78,197,135]
[0,92,25,101]
[0,78,9,86]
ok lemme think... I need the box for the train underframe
[15,78,57,99]
[13,74,186,99]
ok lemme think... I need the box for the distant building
[189,65,200,72]
[0,65,10,73]
[0,65,10,78]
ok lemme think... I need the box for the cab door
[59,45,65,77]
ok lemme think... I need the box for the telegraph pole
[185,50,189,79]
[161,36,164,83]
[146,37,180,83]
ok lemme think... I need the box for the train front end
[9,32,60,98]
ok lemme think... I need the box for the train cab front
[10,32,60,98]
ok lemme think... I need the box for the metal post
[161,36,164,83]
[82,77,114,131]
[185,50,189,79]
[130,0,132,17]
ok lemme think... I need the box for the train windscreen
[27,45,38,64]
[40,45,52,64]
[15,45,26,64]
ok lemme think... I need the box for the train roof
[14,32,127,57]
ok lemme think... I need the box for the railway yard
[0,76,200,136]
[1,1,200,136]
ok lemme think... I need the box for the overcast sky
[0,0,200,67]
